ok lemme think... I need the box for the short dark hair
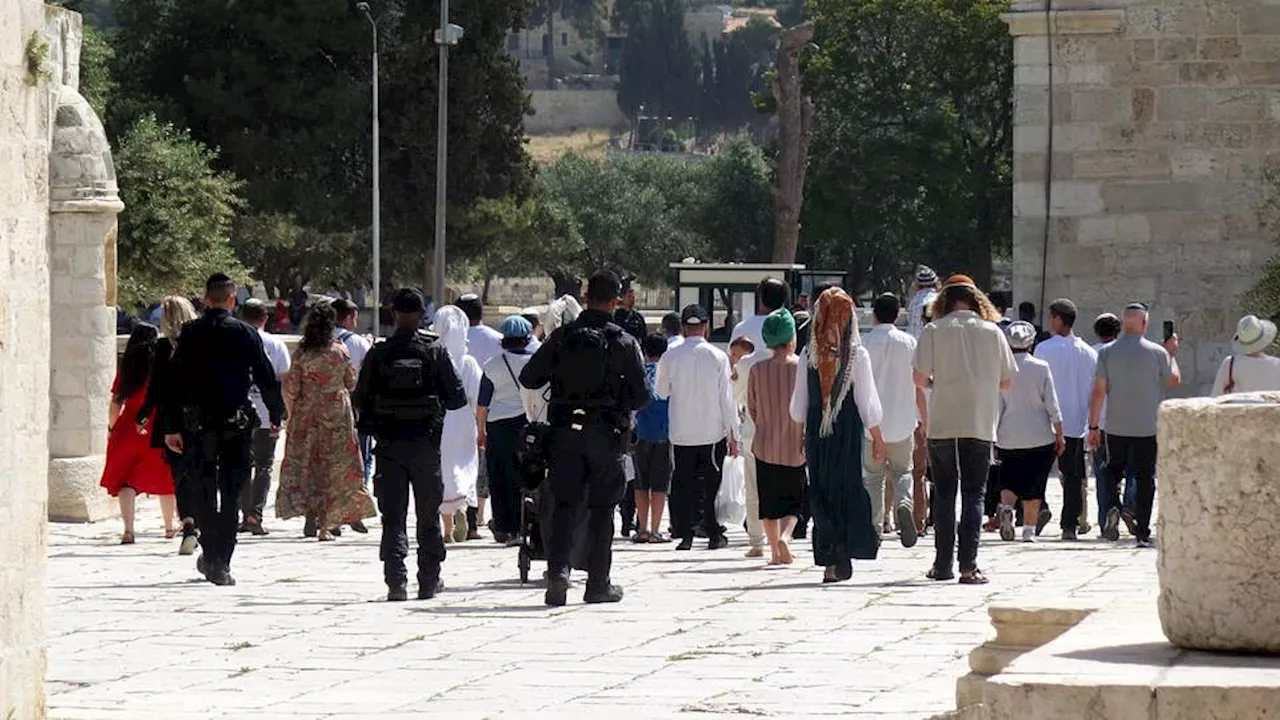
[872,293,900,325]
[521,312,540,329]
[641,333,668,360]
[1048,299,1077,328]
[206,273,235,304]
[1094,314,1121,341]
[331,298,357,324]
[661,312,681,336]
[758,277,790,312]
[240,299,267,324]
[586,269,621,305]
[456,294,483,324]
[500,335,530,351]
[1018,301,1036,320]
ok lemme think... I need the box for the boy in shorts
[632,333,673,543]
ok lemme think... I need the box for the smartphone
[1163,320,1175,341]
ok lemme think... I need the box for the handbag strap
[500,353,521,391]
[1225,356,1236,393]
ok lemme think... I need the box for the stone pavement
[46,485,1157,720]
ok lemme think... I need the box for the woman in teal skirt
[788,287,887,583]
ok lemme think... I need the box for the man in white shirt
[728,277,790,556]
[238,299,290,536]
[1033,298,1098,540]
[457,293,504,366]
[657,304,740,551]
[863,294,928,548]
[661,312,683,350]
[333,300,376,508]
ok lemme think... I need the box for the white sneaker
[1021,526,1035,543]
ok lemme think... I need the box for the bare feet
[777,539,794,565]
[745,546,764,558]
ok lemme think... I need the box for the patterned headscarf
[809,287,860,436]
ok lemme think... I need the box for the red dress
[99,376,174,497]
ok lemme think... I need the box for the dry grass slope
[526,128,615,164]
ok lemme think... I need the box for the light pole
[358,2,381,338]
[434,5,463,305]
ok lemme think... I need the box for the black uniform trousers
[239,428,278,521]
[671,440,728,542]
[546,424,626,590]
[1057,437,1088,531]
[165,447,200,525]
[1103,434,1157,542]
[190,427,253,571]
[374,438,446,589]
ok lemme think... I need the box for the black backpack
[553,321,621,408]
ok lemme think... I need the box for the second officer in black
[520,269,649,607]
[353,289,467,601]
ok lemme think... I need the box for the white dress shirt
[333,327,372,374]
[788,345,884,431]
[861,323,919,444]
[656,336,739,447]
[251,329,291,427]
[1033,333,1097,438]
[467,324,504,367]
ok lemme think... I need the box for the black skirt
[754,457,806,520]
[997,445,1056,501]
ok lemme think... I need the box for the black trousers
[546,424,625,590]
[1103,434,1157,541]
[485,416,527,536]
[374,438,446,588]
[929,438,992,575]
[166,447,200,524]
[190,427,252,571]
[671,440,728,541]
[238,428,278,521]
[1058,437,1087,531]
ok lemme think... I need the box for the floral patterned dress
[276,341,375,526]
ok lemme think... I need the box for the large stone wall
[1005,1,1278,392]
[526,90,629,134]
[0,1,54,716]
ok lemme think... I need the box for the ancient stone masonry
[1004,0,1280,392]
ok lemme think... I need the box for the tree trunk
[770,22,815,265]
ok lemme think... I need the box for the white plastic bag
[715,455,747,527]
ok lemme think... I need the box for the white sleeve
[719,354,739,441]
[790,348,809,423]
[852,347,884,429]
[656,353,672,400]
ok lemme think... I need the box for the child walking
[746,310,805,564]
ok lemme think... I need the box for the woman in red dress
[100,323,177,544]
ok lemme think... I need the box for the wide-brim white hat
[1233,314,1277,354]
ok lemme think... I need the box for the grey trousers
[863,435,914,529]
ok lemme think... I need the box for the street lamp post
[434,4,463,306]
[358,2,381,338]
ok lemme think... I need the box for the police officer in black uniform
[520,269,649,607]
[163,273,284,587]
[353,288,467,601]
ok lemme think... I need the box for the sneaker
[897,506,918,548]
[708,535,729,550]
[1136,537,1155,549]
[545,574,570,607]
[466,529,482,541]
[584,584,624,604]
[1120,508,1139,537]
[451,512,468,542]
[1061,528,1078,542]
[208,568,236,587]
[237,521,250,534]
[675,537,693,551]
[179,526,199,556]
[1077,518,1092,535]
[196,553,208,578]
[387,584,409,602]
[998,505,1015,542]
[418,579,445,600]
[1035,508,1053,536]
[1021,526,1036,543]
[244,517,269,536]
[1102,507,1121,542]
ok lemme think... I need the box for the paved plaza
[46,483,1157,720]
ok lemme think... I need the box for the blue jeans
[1092,433,1135,526]
[360,431,375,487]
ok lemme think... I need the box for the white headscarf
[433,305,469,373]
[543,294,583,335]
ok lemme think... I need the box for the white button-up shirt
[1034,333,1097,438]
[656,336,739,447]
[467,324,504,367]
[251,329,291,427]
[861,323,919,444]
[333,327,372,374]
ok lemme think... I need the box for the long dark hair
[115,323,159,403]
[300,301,336,352]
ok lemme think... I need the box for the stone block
[1233,60,1280,85]
[1078,215,1151,246]
[1131,88,1155,123]
[1155,87,1208,121]
[1169,149,1223,177]
[955,673,988,708]
[1157,37,1197,61]
[994,623,1077,648]
[1002,9,1126,37]
[1013,124,1101,153]
[1243,36,1280,61]
[1073,149,1169,178]
[1014,181,1104,217]
[1157,395,1280,651]
[1071,88,1132,122]
[1199,37,1241,60]
[1132,39,1155,61]
[1101,181,1201,212]
[1127,6,1198,37]
[969,644,1024,676]
[1013,152,1075,182]
[1240,5,1280,35]
[1111,61,1181,86]
[1178,61,1233,85]
[48,455,115,523]
[1208,88,1267,120]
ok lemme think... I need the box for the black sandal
[927,567,955,581]
[959,569,989,585]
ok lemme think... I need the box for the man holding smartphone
[1087,303,1180,549]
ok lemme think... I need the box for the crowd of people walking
[96,266,1280,602]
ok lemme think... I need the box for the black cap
[391,288,426,313]
[681,304,709,326]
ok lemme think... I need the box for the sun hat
[1233,314,1277,355]
[761,309,796,349]
[499,315,533,339]
[1006,321,1037,351]
[943,274,977,288]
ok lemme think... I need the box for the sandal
[822,566,840,583]
[120,531,135,545]
[777,539,794,565]
[959,569,989,585]
[632,531,651,544]
[927,567,955,581]
[164,527,178,540]
[317,529,334,542]
[648,532,671,544]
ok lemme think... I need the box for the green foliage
[688,135,774,262]
[698,19,778,135]
[114,116,246,308]
[55,0,117,29]
[79,25,115,118]
[801,0,1012,293]
[25,32,52,86]
[618,0,699,122]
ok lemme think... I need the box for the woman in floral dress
[276,303,375,540]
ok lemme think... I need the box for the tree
[688,135,773,262]
[771,22,814,264]
[617,0,698,125]
[529,0,604,89]
[697,19,778,136]
[801,0,1012,292]
[78,24,115,119]
[114,116,246,308]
